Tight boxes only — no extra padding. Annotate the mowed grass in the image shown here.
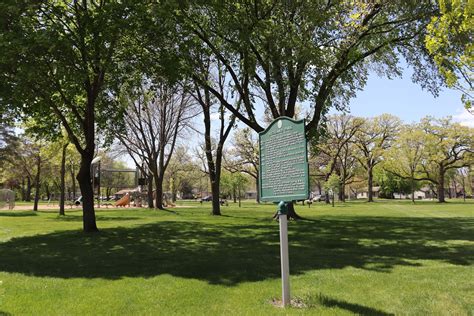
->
[0,200,473,315]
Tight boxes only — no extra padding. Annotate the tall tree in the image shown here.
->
[337,141,361,202]
[172,1,441,218]
[354,114,401,202]
[114,81,195,209]
[192,61,237,216]
[418,117,473,202]
[312,114,363,203]
[384,124,425,203]
[4,135,39,202]
[164,146,196,202]
[324,173,341,207]
[1,2,148,231]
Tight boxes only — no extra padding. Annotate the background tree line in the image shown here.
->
[311,114,473,204]
[0,1,471,231]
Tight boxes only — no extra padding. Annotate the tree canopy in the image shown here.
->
[173,1,442,136]
[426,0,473,111]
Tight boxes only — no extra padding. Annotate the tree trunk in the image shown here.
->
[147,173,154,208]
[233,186,237,203]
[70,165,76,201]
[411,177,415,204]
[21,178,25,201]
[33,154,41,211]
[59,143,68,216]
[153,172,164,209]
[287,202,303,220]
[438,165,446,203]
[238,186,241,207]
[272,202,304,220]
[209,145,223,216]
[255,175,260,203]
[26,176,31,202]
[325,193,330,204]
[77,153,98,232]
[210,175,221,215]
[452,179,457,198]
[461,177,466,202]
[367,166,374,202]
[339,183,345,202]
[45,184,50,201]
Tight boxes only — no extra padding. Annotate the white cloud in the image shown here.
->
[453,108,474,127]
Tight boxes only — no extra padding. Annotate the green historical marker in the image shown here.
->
[259,117,309,202]
[258,116,309,307]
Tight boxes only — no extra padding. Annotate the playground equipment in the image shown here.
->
[0,189,15,210]
[115,193,131,207]
[92,157,142,208]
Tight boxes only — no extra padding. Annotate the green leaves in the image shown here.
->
[425,0,473,110]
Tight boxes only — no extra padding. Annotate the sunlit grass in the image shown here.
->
[0,200,473,315]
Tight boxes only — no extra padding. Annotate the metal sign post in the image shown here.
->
[258,117,309,308]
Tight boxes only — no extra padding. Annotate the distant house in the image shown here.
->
[420,186,436,199]
[356,187,381,199]
[393,191,426,200]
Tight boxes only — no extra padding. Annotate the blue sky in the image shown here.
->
[341,67,472,126]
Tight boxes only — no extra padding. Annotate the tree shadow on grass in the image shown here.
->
[0,211,37,217]
[315,294,394,316]
[0,216,472,285]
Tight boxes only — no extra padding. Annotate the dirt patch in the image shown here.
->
[270,297,307,308]
[3,204,61,211]
[4,204,196,211]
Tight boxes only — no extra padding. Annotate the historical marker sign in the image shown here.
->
[259,117,309,202]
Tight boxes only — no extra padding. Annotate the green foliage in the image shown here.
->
[164,147,201,199]
[426,0,473,111]
[0,122,18,165]
[418,116,474,181]
[173,1,440,135]
[375,168,413,199]
[354,114,401,169]
[220,171,250,199]
[324,173,341,194]
[0,1,151,151]
[384,124,425,179]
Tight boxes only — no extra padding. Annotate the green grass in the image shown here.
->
[0,200,473,315]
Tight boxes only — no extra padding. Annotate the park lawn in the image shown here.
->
[0,200,473,315]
